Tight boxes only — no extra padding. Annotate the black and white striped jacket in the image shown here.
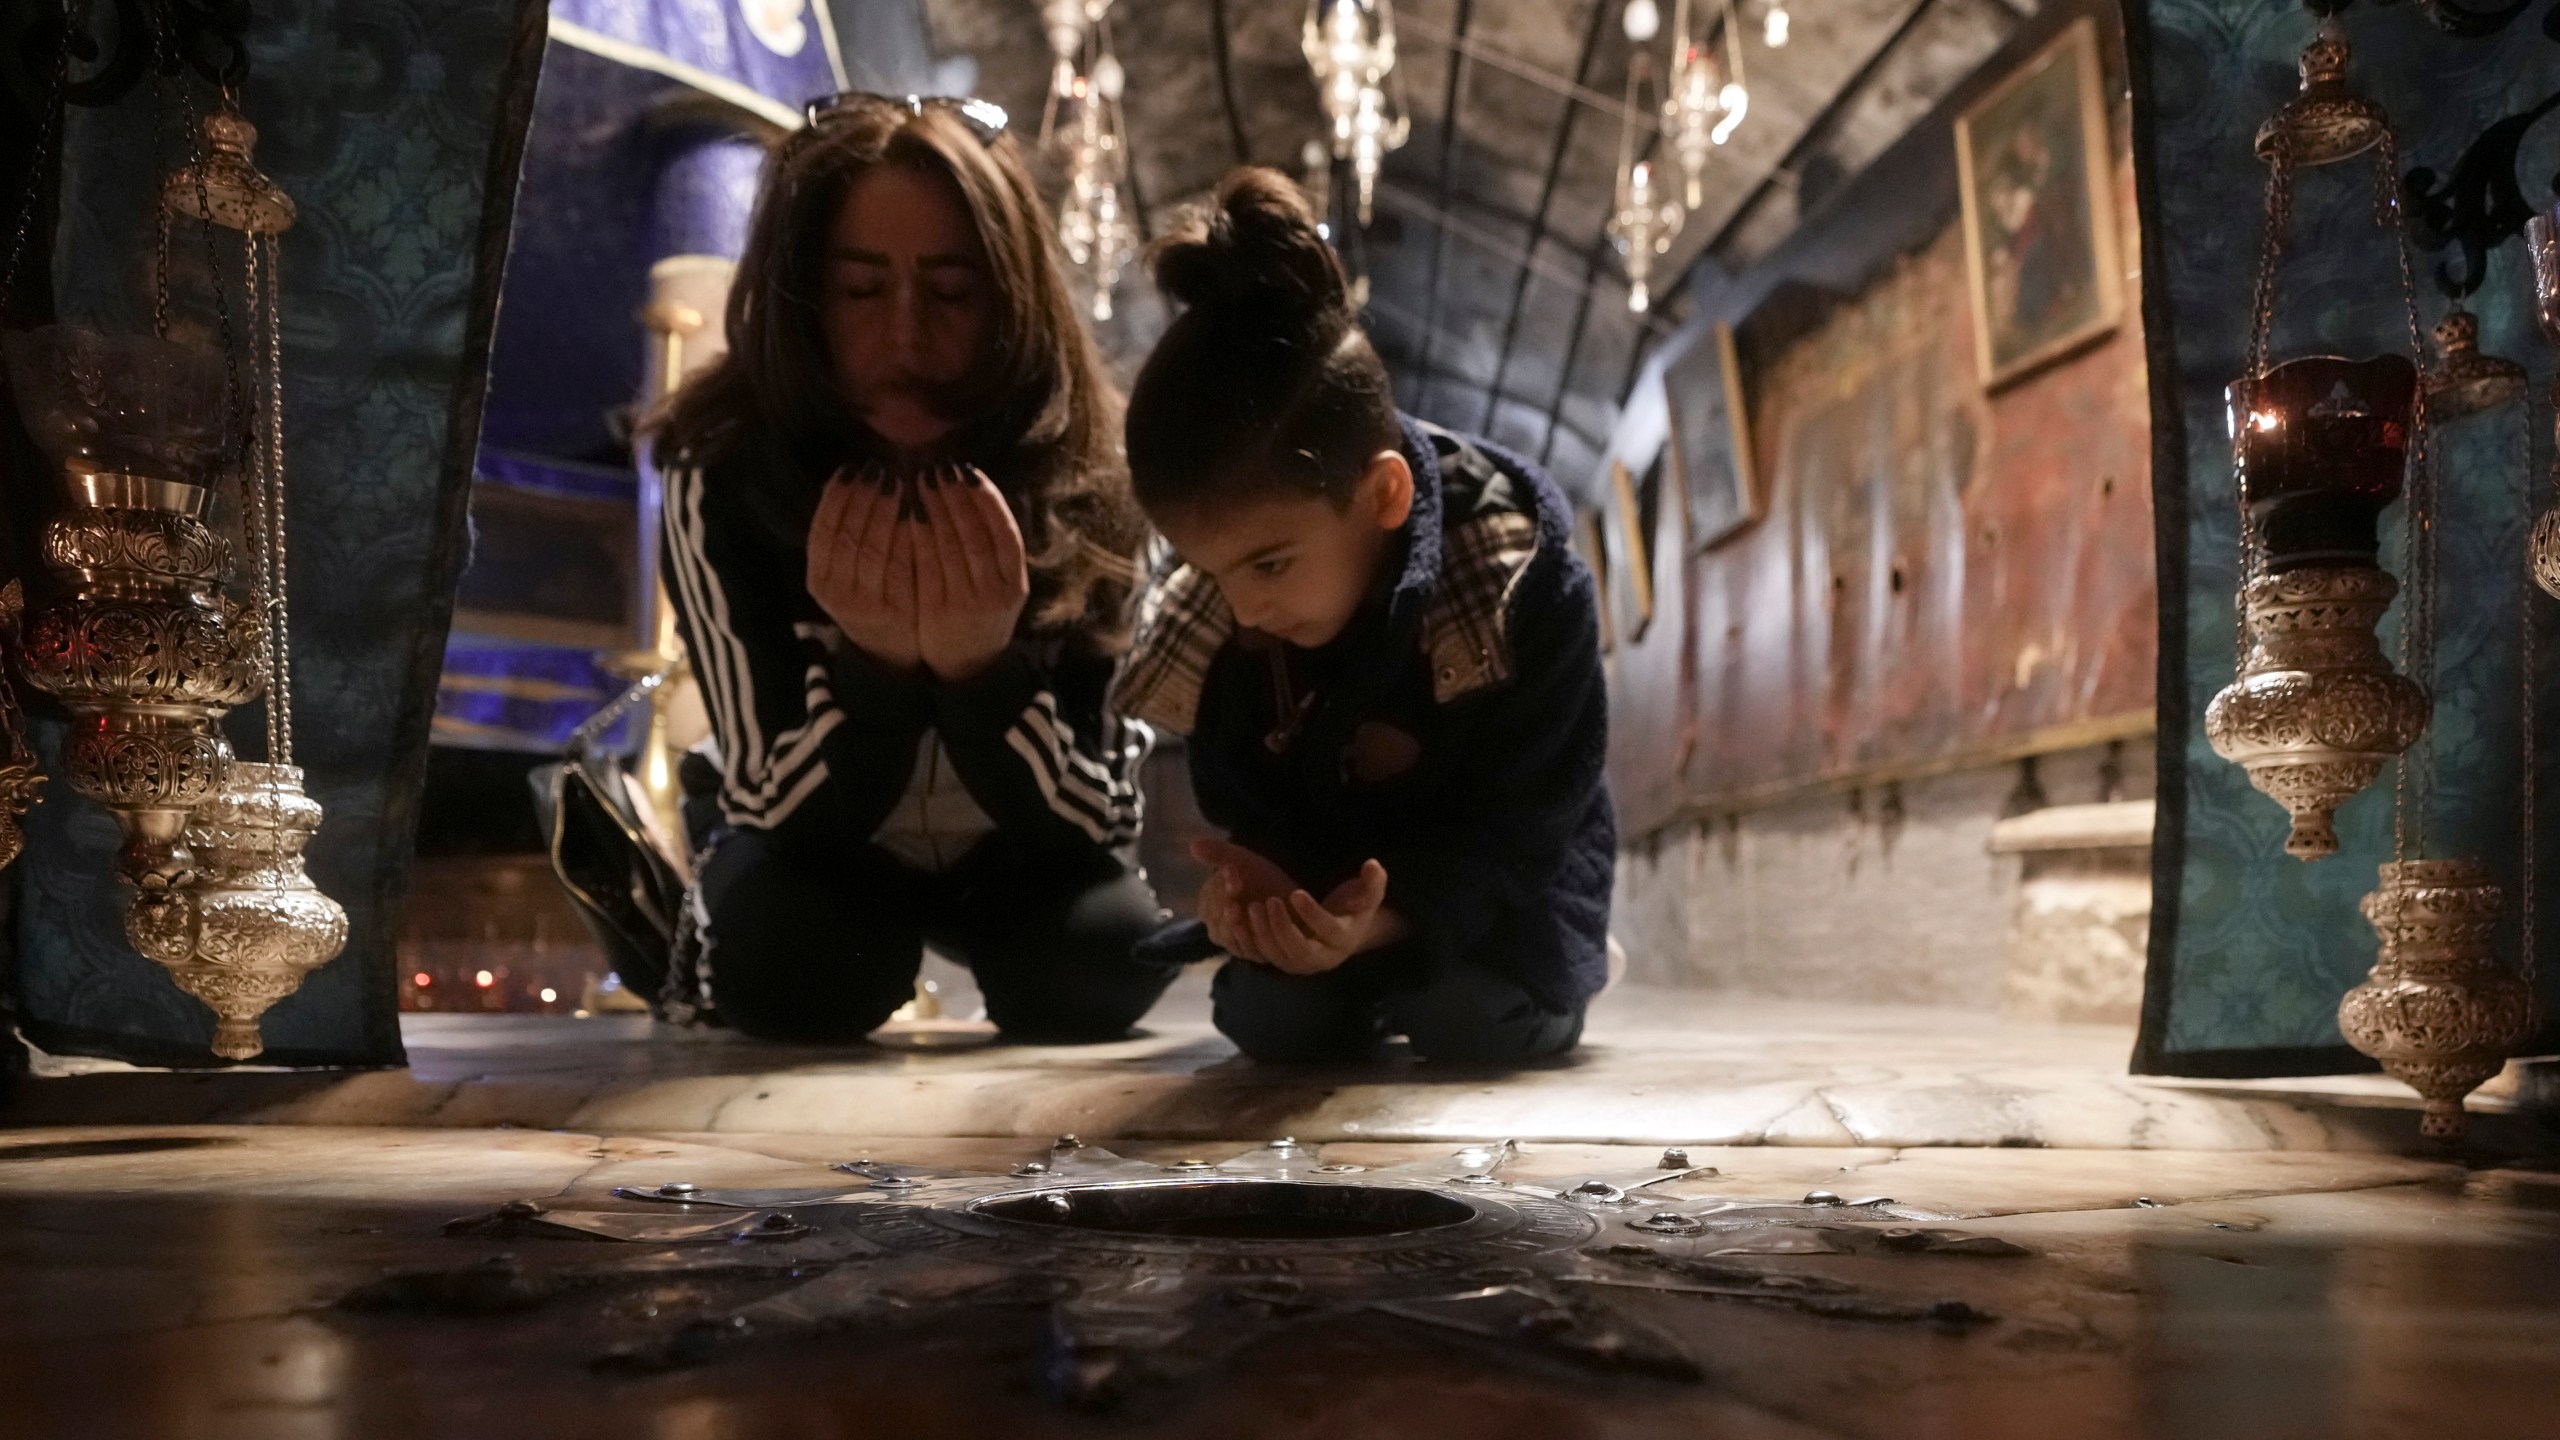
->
[659,456,1148,866]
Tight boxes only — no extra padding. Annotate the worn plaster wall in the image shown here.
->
[1616,741,2154,1012]
[1597,2,2159,1015]
[1598,0,2151,845]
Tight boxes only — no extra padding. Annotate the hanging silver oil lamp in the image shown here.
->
[2342,860,2534,1142]
[3,325,261,888]
[125,762,348,1060]
[2206,355,2429,859]
[2210,8,2437,862]
[135,100,348,1060]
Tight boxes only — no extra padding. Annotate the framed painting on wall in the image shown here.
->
[1605,456,1657,643]
[1574,509,1616,653]
[1663,321,1760,552]
[1953,16,2123,391]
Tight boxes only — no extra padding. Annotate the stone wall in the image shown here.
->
[1615,739,2154,1016]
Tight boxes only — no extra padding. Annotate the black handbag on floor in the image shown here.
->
[530,667,692,1014]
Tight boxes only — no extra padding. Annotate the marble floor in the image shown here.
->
[8,974,2545,1153]
[1,1123,2556,1438]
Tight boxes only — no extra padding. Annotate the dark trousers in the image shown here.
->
[1211,950,1586,1064]
[696,827,1176,1044]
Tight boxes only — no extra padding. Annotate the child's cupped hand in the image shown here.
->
[1191,839,1393,976]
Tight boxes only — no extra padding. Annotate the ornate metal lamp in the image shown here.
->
[0,580,40,872]
[1054,35,1136,322]
[2208,10,2431,861]
[2523,206,2560,598]
[1655,0,1751,212]
[2343,860,2534,1142]
[1610,160,1682,316]
[138,100,350,1060]
[126,762,348,1059]
[3,325,259,889]
[2207,357,2430,858]
[1304,0,1408,226]
[1607,11,1683,316]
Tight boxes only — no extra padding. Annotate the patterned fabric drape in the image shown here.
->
[10,0,547,1067]
[2132,0,2560,1074]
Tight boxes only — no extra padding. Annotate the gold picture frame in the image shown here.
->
[1574,509,1617,654]
[1663,320,1760,553]
[1954,17,2123,391]
[1606,457,1656,642]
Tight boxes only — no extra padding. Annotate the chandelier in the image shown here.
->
[1304,0,1410,225]
[1039,0,1108,143]
[1661,0,1749,210]
[1609,4,1683,314]
[1048,5,1137,321]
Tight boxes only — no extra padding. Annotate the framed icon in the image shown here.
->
[1954,17,2124,390]
[1663,320,1760,552]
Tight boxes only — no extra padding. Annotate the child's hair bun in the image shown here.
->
[1149,167,1349,330]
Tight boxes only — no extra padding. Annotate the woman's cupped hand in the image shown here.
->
[806,466,1029,682]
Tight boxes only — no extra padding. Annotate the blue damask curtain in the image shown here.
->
[8,0,548,1067]
[2132,0,2560,1073]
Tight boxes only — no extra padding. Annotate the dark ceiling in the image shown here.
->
[926,0,2036,496]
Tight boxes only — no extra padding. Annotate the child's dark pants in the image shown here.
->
[1210,950,1586,1063]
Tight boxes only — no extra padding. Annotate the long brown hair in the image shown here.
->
[650,98,1142,647]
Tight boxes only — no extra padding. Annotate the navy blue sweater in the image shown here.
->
[1123,418,1616,1011]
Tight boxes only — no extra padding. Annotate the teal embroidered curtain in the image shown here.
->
[2132,0,2560,1074]
[8,0,547,1067]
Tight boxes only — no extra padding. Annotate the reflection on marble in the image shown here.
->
[8,983,2549,1154]
[1,1126,2556,1438]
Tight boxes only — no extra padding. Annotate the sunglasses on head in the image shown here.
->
[801,92,1011,144]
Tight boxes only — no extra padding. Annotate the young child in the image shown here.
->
[1115,168,1615,1064]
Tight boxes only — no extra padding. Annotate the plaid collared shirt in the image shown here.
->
[1112,509,1540,736]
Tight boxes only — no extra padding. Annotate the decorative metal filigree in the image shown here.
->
[126,762,349,1060]
[1303,0,1408,226]
[2207,567,2431,859]
[2215,15,2438,865]
[2524,208,2560,599]
[8,464,257,886]
[2344,859,2535,1141]
[2424,305,2526,419]
[2254,20,2387,168]
[0,579,41,874]
[2403,89,2560,299]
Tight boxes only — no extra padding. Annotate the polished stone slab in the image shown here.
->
[0,1125,2553,1439]
[6,982,2548,1153]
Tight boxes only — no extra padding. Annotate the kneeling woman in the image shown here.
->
[1116,169,1616,1063]
[645,96,1173,1043]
